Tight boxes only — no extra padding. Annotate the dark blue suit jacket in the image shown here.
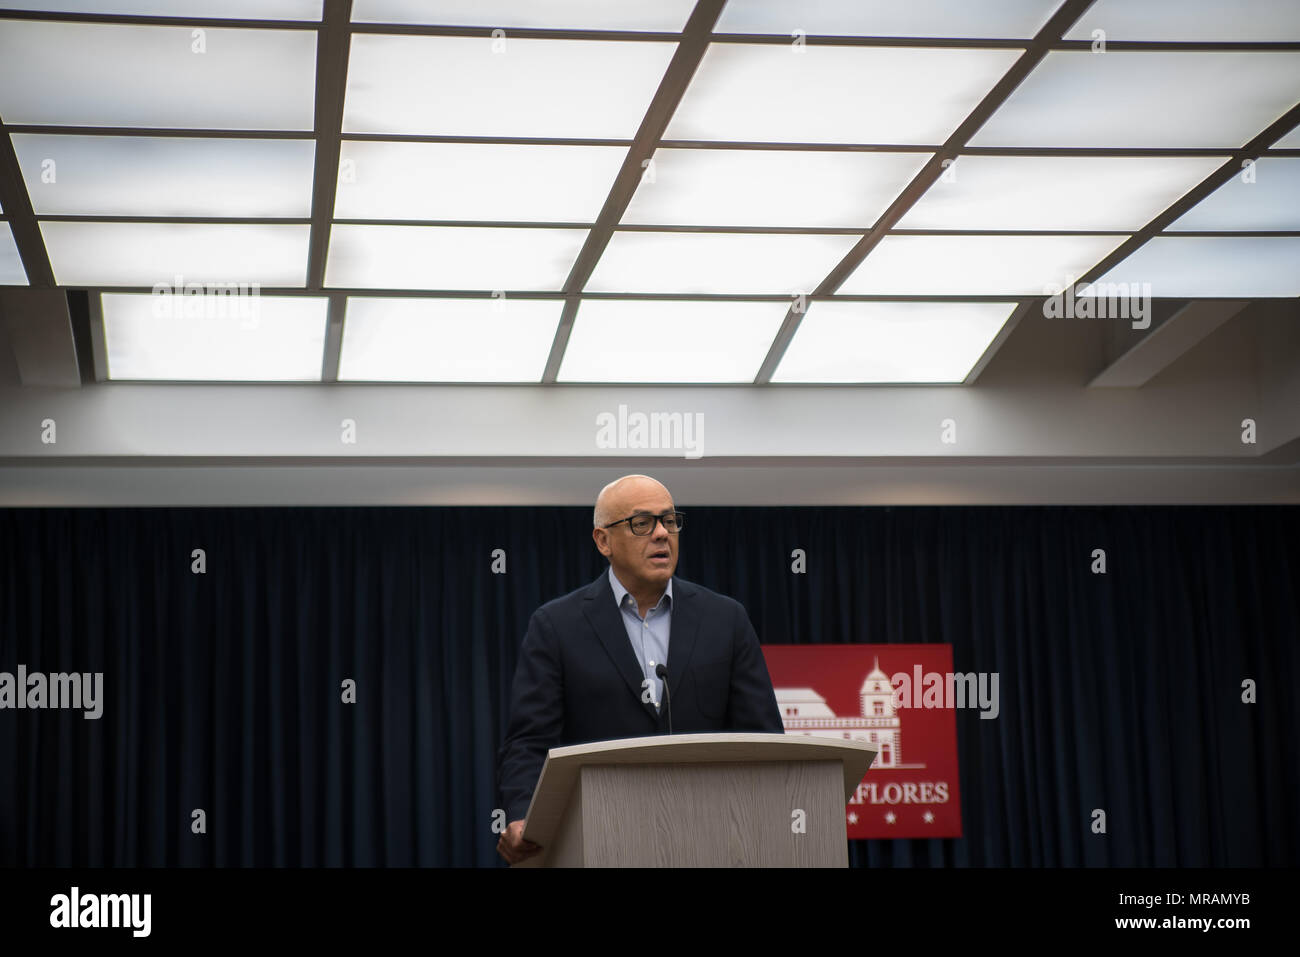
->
[496,570,784,821]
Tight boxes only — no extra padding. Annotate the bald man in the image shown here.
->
[495,474,783,864]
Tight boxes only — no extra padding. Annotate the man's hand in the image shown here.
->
[497,819,542,865]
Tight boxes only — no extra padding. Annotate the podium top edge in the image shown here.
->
[546,731,877,763]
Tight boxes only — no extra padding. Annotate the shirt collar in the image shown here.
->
[608,565,672,612]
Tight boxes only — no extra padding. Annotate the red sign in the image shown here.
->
[762,644,962,839]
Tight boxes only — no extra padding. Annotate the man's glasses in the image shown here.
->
[603,510,685,535]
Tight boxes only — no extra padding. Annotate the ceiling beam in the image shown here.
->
[753,0,1100,383]
[305,0,352,292]
[541,299,581,382]
[0,10,316,29]
[60,287,1284,304]
[1089,300,1250,388]
[86,289,107,381]
[20,214,1299,238]
[320,293,346,382]
[1,126,317,139]
[3,124,1295,159]
[65,290,96,385]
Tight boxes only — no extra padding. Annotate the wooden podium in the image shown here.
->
[516,732,876,867]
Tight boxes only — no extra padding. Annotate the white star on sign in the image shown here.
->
[885,811,896,824]
[923,811,935,823]
[847,812,858,825]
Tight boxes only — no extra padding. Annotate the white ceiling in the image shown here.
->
[0,0,1295,386]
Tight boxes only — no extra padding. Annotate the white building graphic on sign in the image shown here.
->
[774,657,918,769]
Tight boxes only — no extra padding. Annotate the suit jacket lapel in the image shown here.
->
[582,571,659,721]
[665,577,700,703]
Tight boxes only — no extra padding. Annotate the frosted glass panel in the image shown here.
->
[774,301,1018,383]
[559,299,789,382]
[0,20,316,129]
[1065,0,1300,41]
[718,0,1060,39]
[666,44,1021,144]
[1092,237,1300,297]
[12,135,315,217]
[41,222,311,286]
[339,296,563,381]
[1168,158,1300,230]
[102,293,328,381]
[840,234,1127,294]
[335,141,626,222]
[971,51,1300,148]
[343,34,675,138]
[325,224,587,290]
[622,148,931,227]
[585,231,859,294]
[899,155,1226,230]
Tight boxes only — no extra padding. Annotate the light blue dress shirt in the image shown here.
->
[607,565,672,709]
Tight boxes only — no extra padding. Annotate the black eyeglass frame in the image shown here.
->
[601,510,685,535]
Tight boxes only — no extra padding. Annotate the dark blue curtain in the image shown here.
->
[1,505,1296,867]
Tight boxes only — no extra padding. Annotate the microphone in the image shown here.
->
[654,663,673,735]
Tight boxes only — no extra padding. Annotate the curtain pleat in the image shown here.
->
[0,504,1296,867]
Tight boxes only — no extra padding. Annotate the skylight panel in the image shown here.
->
[334,141,626,223]
[621,148,931,228]
[1167,158,1300,231]
[40,222,311,286]
[584,231,859,294]
[839,235,1127,295]
[1090,237,1300,297]
[101,292,328,381]
[558,299,789,382]
[325,224,587,290]
[0,20,316,129]
[898,155,1226,230]
[12,135,315,217]
[773,301,1019,383]
[342,34,675,138]
[665,43,1022,144]
[970,51,1300,148]
[1064,0,1300,42]
[716,0,1061,39]
[339,296,563,382]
